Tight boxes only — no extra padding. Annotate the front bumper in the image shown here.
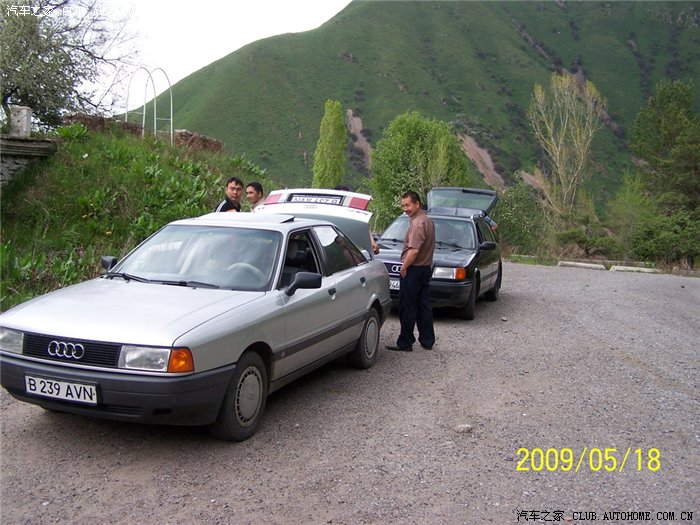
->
[388,278,474,309]
[0,354,235,426]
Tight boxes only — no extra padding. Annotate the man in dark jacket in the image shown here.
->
[214,177,244,212]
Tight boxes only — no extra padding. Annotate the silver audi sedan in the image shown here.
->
[0,209,391,441]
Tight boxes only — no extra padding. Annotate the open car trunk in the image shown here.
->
[254,188,375,255]
[427,187,498,216]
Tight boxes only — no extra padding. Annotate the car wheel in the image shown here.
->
[459,278,477,321]
[209,351,268,441]
[484,264,502,302]
[347,308,380,369]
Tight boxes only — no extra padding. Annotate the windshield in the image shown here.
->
[114,225,282,291]
[380,216,476,250]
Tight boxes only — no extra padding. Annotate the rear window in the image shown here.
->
[428,188,497,214]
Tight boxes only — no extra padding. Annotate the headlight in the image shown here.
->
[119,346,193,373]
[432,267,468,280]
[0,327,24,354]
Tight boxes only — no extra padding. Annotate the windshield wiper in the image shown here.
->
[435,240,462,249]
[153,279,220,289]
[380,237,403,243]
[104,272,150,283]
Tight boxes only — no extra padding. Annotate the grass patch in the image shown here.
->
[0,123,272,311]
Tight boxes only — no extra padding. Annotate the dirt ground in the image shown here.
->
[1,262,698,524]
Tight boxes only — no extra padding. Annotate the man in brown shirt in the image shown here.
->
[386,191,436,351]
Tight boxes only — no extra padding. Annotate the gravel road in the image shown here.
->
[1,262,698,524]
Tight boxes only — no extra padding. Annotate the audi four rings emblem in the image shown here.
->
[47,341,85,359]
[390,264,402,273]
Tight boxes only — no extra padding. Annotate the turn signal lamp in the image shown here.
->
[168,348,194,373]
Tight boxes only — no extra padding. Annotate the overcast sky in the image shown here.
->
[119,0,352,110]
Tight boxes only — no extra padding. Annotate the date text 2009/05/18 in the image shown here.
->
[516,447,661,472]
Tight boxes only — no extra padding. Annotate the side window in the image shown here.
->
[313,225,364,275]
[476,220,494,243]
[279,230,319,288]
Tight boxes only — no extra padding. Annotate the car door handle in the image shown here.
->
[328,288,337,296]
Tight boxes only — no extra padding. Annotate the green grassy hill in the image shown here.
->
[139,1,699,199]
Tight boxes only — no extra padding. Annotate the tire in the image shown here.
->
[209,351,268,441]
[347,308,380,369]
[484,264,502,302]
[459,278,477,321]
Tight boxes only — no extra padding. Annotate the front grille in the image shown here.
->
[23,333,121,368]
[383,261,401,276]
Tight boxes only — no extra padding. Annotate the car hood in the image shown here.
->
[375,245,476,273]
[0,278,262,346]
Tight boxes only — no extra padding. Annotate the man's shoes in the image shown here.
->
[420,343,433,350]
[386,344,413,352]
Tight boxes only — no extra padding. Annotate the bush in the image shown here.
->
[1,125,270,311]
[631,209,700,266]
[492,181,546,255]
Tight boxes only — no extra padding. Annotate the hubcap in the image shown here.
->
[364,317,379,358]
[235,366,262,425]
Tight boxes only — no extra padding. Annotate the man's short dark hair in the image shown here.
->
[334,185,351,191]
[402,191,422,205]
[246,181,264,194]
[226,176,244,187]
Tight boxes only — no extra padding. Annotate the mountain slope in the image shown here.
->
[145,1,700,197]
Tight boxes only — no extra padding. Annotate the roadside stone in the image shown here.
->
[609,265,662,274]
[557,261,606,270]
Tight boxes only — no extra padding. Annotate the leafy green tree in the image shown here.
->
[606,171,657,260]
[629,79,700,212]
[370,111,478,228]
[492,179,546,255]
[527,72,607,224]
[0,0,133,127]
[312,99,347,189]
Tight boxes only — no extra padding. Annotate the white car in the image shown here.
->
[0,202,391,441]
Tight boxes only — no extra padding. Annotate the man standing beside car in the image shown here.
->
[387,191,436,352]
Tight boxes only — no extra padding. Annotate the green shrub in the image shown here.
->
[0,126,270,311]
[631,209,700,266]
[492,181,546,255]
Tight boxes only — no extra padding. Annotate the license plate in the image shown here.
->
[25,375,98,406]
[389,278,400,291]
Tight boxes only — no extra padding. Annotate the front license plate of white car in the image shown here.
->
[25,375,98,406]
[389,278,400,290]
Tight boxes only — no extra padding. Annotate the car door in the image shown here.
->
[312,225,369,348]
[274,229,340,379]
[475,218,499,289]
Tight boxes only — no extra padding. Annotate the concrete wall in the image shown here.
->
[0,137,57,186]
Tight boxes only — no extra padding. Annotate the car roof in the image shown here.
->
[169,212,331,233]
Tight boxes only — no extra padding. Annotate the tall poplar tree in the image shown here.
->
[527,72,607,224]
[312,99,347,189]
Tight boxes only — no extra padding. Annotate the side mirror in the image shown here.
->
[479,241,497,251]
[101,256,118,271]
[284,271,322,296]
